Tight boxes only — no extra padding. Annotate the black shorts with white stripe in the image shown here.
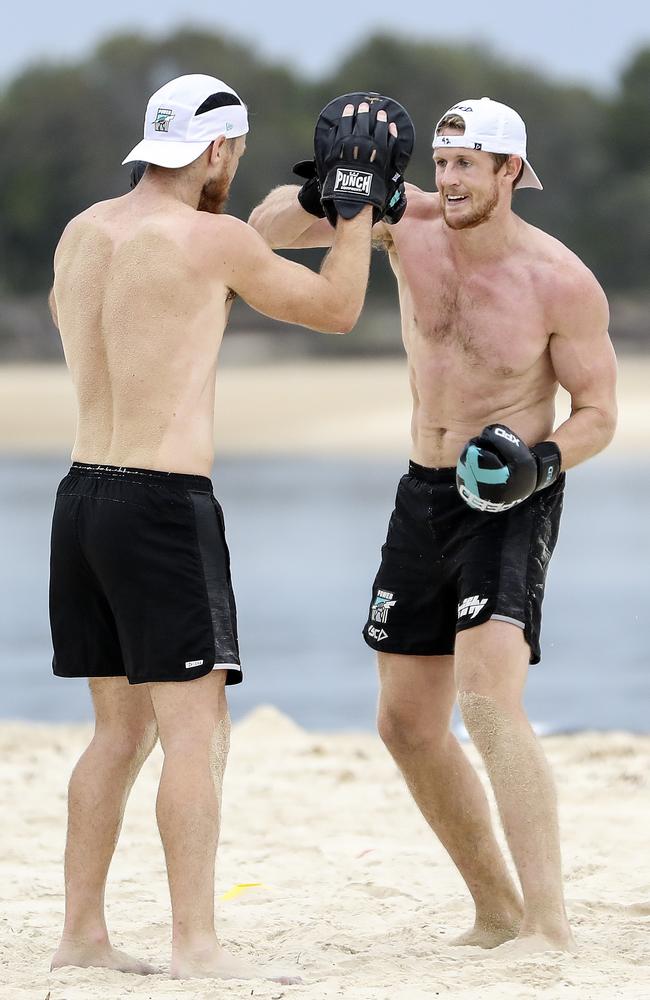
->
[50,462,241,685]
[362,462,564,665]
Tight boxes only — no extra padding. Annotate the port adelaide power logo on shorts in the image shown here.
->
[152,107,175,132]
[371,590,396,624]
[368,590,396,642]
[334,168,373,197]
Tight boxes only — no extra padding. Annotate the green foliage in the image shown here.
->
[0,28,647,297]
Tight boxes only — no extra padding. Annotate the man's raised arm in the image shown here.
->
[221,101,402,332]
[248,184,334,250]
[222,208,371,333]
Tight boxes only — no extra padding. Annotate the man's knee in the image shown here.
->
[377,699,448,756]
[93,718,158,765]
[455,621,529,706]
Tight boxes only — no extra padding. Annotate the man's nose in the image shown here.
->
[441,164,459,186]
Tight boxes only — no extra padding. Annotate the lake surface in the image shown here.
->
[0,455,648,732]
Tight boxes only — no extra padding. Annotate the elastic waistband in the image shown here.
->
[69,462,212,493]
[408,460,456,484]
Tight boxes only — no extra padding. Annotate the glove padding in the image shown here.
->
[456,424,562,514]
[293,159,326,218]
[314,92,415,226]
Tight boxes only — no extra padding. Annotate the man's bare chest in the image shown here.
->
[393,241,549,376]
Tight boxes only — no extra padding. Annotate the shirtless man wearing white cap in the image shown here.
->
[48,74,401,982]
[250,97,617,953]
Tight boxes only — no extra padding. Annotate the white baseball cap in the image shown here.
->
[122,73,249,169]
[432,97,542,191]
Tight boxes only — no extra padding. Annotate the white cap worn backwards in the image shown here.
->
[432,97,543,191]
[122,74,249,169]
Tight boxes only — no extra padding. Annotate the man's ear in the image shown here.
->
[504,155,523,182]
[208,136,227,166]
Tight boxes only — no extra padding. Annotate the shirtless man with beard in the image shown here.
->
[249,97,617,954]
[47,74,400,983]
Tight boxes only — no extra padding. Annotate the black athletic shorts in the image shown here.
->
[363,462,565,664]
[50,462,241,685]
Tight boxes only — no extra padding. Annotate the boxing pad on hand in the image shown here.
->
[314,92,415,226]
[292,159,326,218]
[384,177,407,225]
[456,424,562,514]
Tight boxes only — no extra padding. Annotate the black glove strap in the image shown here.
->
[531,441,562,492]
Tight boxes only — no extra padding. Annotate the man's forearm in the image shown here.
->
[248,185,316,248]
[316,207,373,332]
[549,403,617,470]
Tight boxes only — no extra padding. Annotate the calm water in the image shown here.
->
[0,455,648,732]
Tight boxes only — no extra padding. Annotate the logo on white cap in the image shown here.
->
[122,74,249,170]
[153,108,175,133]
[432,97,543,191]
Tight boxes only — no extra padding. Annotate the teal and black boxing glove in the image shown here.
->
[456,424,562,513]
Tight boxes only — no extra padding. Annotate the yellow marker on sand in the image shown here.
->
[220,882,266,901]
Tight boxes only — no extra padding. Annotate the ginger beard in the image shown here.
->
[440,175,500,230]
[198,173,231,214]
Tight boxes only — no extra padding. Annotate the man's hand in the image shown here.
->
[456,424,562,513]
[384,179,407,225]
[293,159,326,218]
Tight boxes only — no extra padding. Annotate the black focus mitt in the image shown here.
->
[314,92,415,226]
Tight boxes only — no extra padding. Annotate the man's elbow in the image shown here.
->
[248,205,264,233]
[247,205,265,234]
[48,288,59,329]
[601,405,618,448]
[586,402,617,453]
[327,303,362,335]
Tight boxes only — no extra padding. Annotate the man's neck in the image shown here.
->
[444,208,521,265]
[134,170,204,210]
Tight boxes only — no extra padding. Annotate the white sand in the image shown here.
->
[2,707,649,1000]
[0,355,647,455]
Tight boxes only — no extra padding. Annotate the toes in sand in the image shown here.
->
[171,945,302,984]
[50,944,158,975]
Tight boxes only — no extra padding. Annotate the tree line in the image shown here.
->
[0,28,648,304]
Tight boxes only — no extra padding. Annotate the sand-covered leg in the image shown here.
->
[51,677,158,973]
[457,621,575,952]
[378,652,523,946]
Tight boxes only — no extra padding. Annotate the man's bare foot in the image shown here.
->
[488,929,577,957]
[171,943,301,984]
[51,941,157,974]
[450,918,520,949]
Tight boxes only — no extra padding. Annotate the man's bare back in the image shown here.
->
[53,199,234,475]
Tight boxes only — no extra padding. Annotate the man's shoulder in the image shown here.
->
[189,213,262,259]
[403,184,441,222]
[377,186,440,252]
[54,200,118,262]
[523,222,606,301]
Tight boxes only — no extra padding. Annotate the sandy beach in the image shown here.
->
[0,354,648,456]
[1,707,648,1000]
